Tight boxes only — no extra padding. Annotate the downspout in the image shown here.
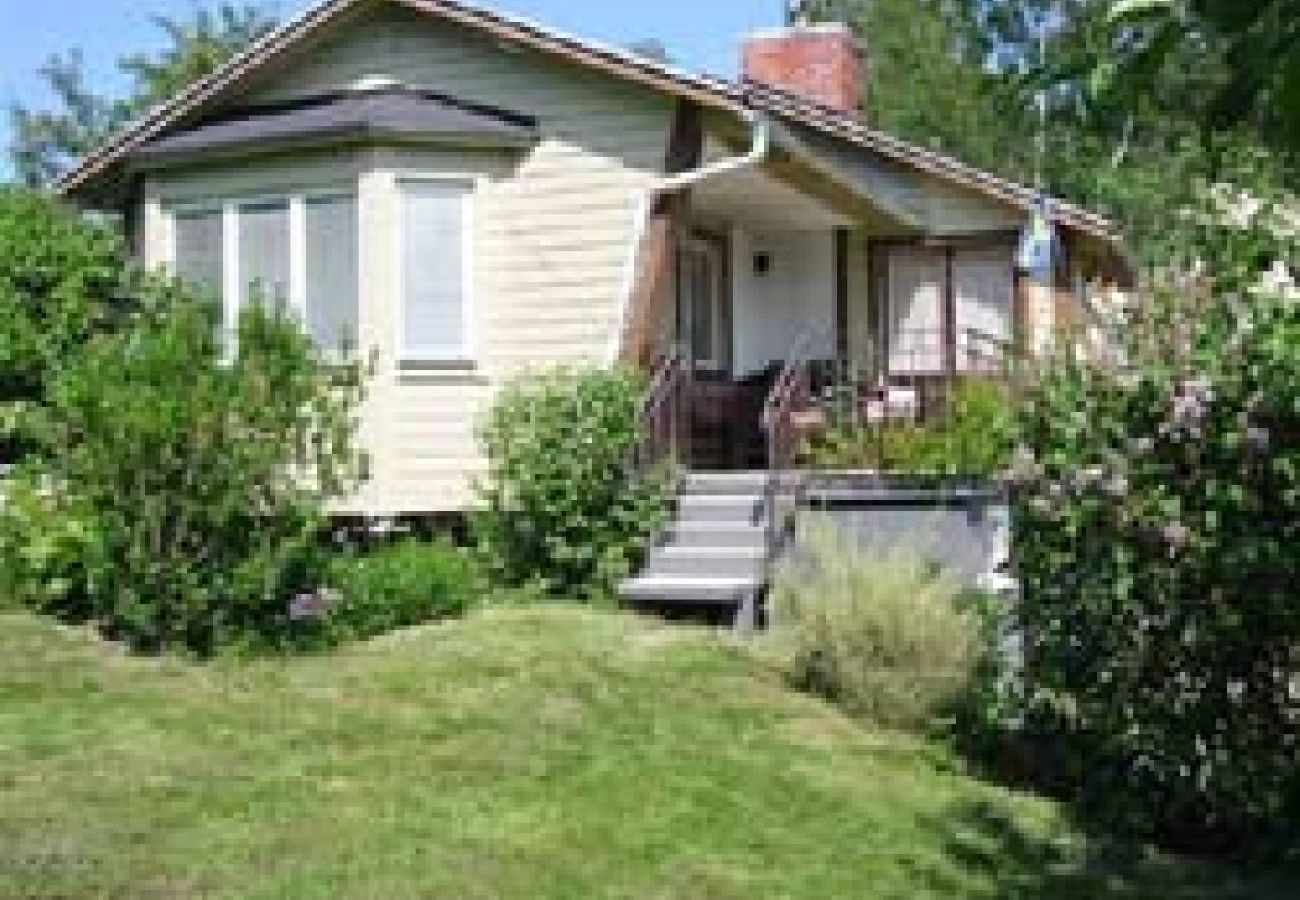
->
[607,109,772,363]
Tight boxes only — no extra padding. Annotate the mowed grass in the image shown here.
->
[0,606,1291,899]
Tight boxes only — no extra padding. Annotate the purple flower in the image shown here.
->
[1160,522,1191,557]
[289,588,340,622]
[1245,426,1271,452]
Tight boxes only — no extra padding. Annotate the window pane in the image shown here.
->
[174,209,223,297]
[953,248,1014,372]
[305,195,358,353]
[888,248,944,373]
[401,181,468,358]
[238,200,290,312]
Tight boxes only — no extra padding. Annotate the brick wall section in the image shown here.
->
[741,24,862,115]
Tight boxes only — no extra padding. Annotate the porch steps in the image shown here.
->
[620,471,770,629]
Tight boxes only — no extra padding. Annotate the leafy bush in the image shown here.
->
[1010,184,1300,855]
[474,366,670,600]
[0,188,149,461]
[0,296,366,654]
[807,378,1016,476]
[765,523,982,731]
[323,538,481,643]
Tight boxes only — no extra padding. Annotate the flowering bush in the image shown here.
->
[1010,182,1299,855]
[0,296,366,654]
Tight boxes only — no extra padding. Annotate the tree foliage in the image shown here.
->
[9,3,276,186]
[0,188,149,460]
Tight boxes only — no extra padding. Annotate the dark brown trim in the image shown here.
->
[867,231,1021,251]
[941,247,957,376]
[834,229,850,361]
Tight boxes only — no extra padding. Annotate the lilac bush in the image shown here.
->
[1011,182,1299,855]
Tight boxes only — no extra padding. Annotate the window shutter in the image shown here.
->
[401,181,469,359]
[305,195,359,354]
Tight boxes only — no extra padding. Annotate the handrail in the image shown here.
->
[759,322,832,575]
[632,347,688,476]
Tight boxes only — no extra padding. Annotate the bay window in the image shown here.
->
[170,191,358,354]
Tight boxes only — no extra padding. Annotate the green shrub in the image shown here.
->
[324,539,481,643]
[0,296,366,654]
[0,188,150,462]
[764,523,982,731]
[474,365,671,600]
[807,378,1016,476]
[1010,184,1300,854]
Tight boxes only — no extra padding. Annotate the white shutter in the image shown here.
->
[953,248,1014,371]
[401,181,470,360]
[887,248,944,373]
[304,195,359,354]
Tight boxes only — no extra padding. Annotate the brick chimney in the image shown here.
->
[741,23,863,115]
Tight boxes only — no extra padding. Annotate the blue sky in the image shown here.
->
[0,0,789,178]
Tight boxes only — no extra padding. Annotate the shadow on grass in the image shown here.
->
[909,799,1298,900]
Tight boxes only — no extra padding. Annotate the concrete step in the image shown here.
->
[680,471,771,495]
[676,493,766,525]
[620,574,762,608]
[641,545,767,579]
[664,522,768,549]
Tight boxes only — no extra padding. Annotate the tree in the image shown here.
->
[1102,0,1300,156]
[9,3,276,187]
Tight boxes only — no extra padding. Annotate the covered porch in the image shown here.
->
[635,135,1027,471]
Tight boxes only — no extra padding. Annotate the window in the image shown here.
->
[173,209,224,296]
[237,200,290,312]
[169,192,358,353]
[400,180,472,361]
[305,195,359,354]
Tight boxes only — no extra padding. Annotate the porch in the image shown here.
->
[640,157,1024,471]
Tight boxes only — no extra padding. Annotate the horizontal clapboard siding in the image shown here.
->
[143,3,675,513]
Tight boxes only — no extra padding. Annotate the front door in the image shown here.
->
[678,238,726,372]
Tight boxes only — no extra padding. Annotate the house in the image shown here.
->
[60,0,1126,521]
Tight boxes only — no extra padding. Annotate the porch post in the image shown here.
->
[834,228,850,363]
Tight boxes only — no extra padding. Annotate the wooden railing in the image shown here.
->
[759,325,829,571]
[632,348,690,476]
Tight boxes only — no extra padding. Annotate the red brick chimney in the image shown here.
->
[741,23,863,115]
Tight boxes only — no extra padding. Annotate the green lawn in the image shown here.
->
[0,605,1290,899]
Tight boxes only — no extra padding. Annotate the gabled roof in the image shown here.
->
[58,0,1118,245]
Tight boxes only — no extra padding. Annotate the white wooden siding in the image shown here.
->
[142,4,674,513]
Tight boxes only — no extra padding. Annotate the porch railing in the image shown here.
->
[759,324,829,573]
[632,348,690,476]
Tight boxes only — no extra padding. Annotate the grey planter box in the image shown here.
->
[796,472,1012,591]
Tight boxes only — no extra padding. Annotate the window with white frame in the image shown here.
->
[170,191,358,354]
[399,179,473,361]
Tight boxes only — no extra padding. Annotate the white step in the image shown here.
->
[642,545,767,578]
[665,522,768,549]
[676,493,765,524]
[620,574,763,607]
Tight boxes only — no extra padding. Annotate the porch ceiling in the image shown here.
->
[689,164,854,233]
